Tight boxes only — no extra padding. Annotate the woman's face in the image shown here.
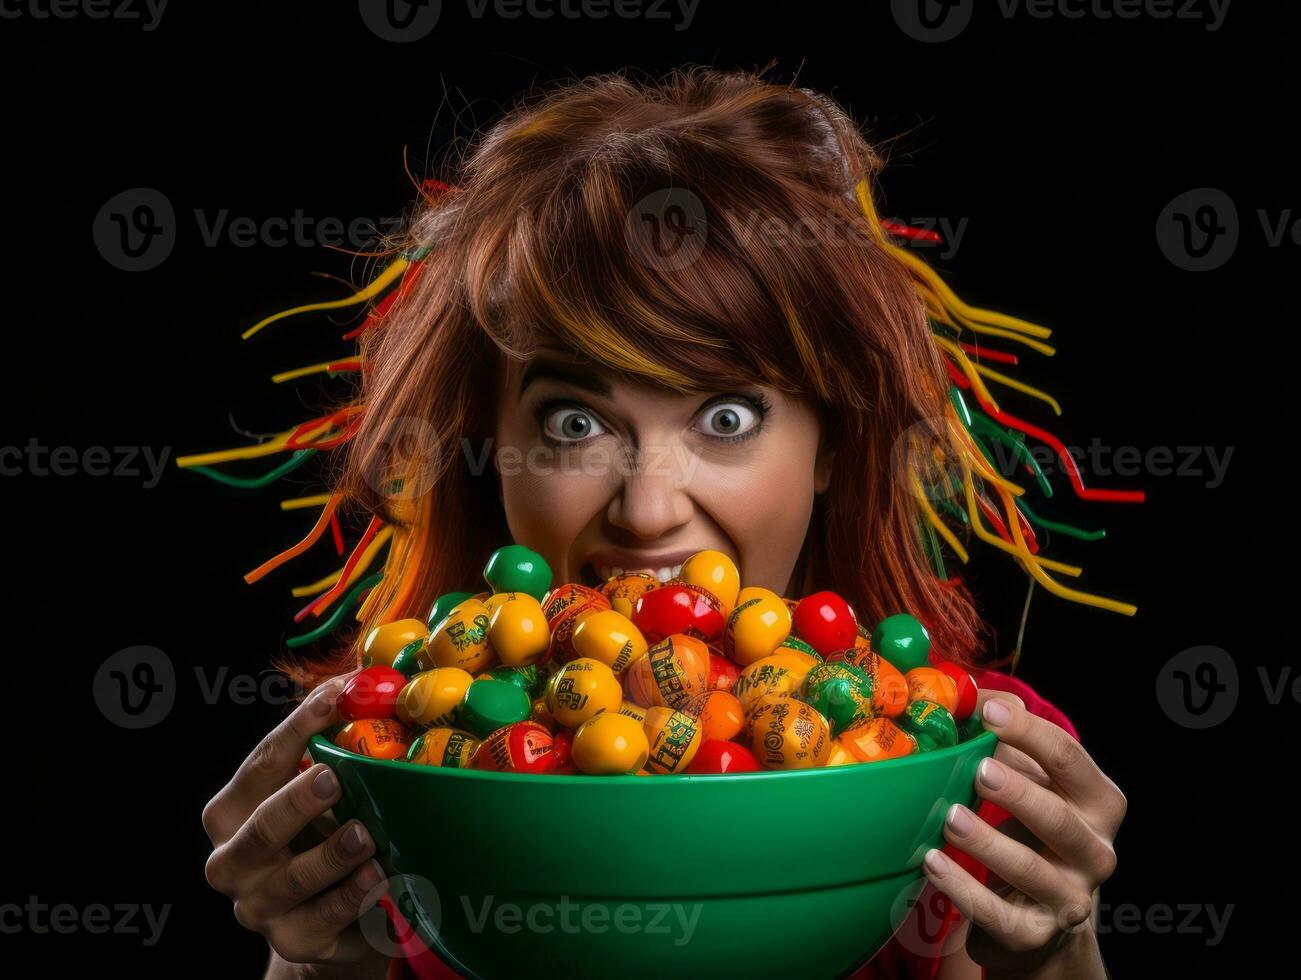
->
[493,350,834,596]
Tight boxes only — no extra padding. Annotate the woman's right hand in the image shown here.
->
[202,670,391,975]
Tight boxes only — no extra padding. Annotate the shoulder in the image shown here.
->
[966,667,1080,741]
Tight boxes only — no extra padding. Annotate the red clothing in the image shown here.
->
[386,670,1077,980]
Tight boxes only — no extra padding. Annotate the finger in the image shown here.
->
[214,764,345,883]
[228,672,357,818]
[943,803,1095,932]
[245,819,376,921]
[977,693,1126,834]
[993,742,1051,788]
[920,847,1060,955]
[281,859,388,951]
[975,757,1117,889]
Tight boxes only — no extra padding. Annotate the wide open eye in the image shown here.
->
[694,400,761,440]
[541,405,607,443]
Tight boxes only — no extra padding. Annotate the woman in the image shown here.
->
[198,67,1127,978]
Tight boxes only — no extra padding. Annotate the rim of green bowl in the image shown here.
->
[308,727,997,785]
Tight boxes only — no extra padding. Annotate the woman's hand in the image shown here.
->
[202,670,391,977]
[923,690,1125,978]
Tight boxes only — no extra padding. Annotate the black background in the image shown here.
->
[2,0,1284,975]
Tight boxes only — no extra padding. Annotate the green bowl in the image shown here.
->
[307,728,997,978]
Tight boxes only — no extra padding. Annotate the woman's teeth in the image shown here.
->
[598,563,682,583]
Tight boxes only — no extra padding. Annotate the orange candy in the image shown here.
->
[333,718,413,760]
[827,647,908,718]
[622,634,710,710]
[747,698,831,770]
[839,716,917,763]
[905,666,959,716]
[679,690,744,742]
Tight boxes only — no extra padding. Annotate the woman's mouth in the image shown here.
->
[579,561,683,587]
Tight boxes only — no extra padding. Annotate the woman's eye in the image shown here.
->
[542,406,606,442]
[695,401,760,439]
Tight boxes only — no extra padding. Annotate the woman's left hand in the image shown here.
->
[923,689,1126,977]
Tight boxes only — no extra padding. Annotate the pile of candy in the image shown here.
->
[332,545,983,775]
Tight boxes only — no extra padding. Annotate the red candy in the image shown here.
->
[708,653,739,693]
[933,660,978,720]
[551,727,576,773]
[685,739,761,774]
[471,721,558,773]
[633,584,726,645]
[791,591,857,656]
[339,666,406,721]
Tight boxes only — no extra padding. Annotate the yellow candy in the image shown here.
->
[544,657,623,728]
[362,618,430,669]
[679,550,740,614]
[732,653,814,713]
[483,591,521,618]
[642,706,702,774]
[396,667,474,729]
[571,609,648,674]
[599,572,658,620]
[407,727,479,768]
[488,595,551,667]
[617,700,647,723]
[572,712,650,774]
[723,587,792,667]
[427,599,495,673]
[748,698,831,770]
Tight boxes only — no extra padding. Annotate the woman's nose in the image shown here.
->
[605,447,694,541]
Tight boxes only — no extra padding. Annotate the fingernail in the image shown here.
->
[313,767,339,799]
[924,848,951,876]
[357,860,384,891]
[946,803,974,836]
[982,700,1011,728]
[343,822,369,855]
[978,758,1006,791]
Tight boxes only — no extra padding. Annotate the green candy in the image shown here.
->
[459,678,532,738]
[483,545,552,602]
[483,663,546,699]
[957,710,986,744]
[898,699,957,753]
[427,590,476,631]
[871,614,931,673]
[391,639,430,677]
[801,662,873,735]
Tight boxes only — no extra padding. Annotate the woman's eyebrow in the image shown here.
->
[518,359,614,398]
